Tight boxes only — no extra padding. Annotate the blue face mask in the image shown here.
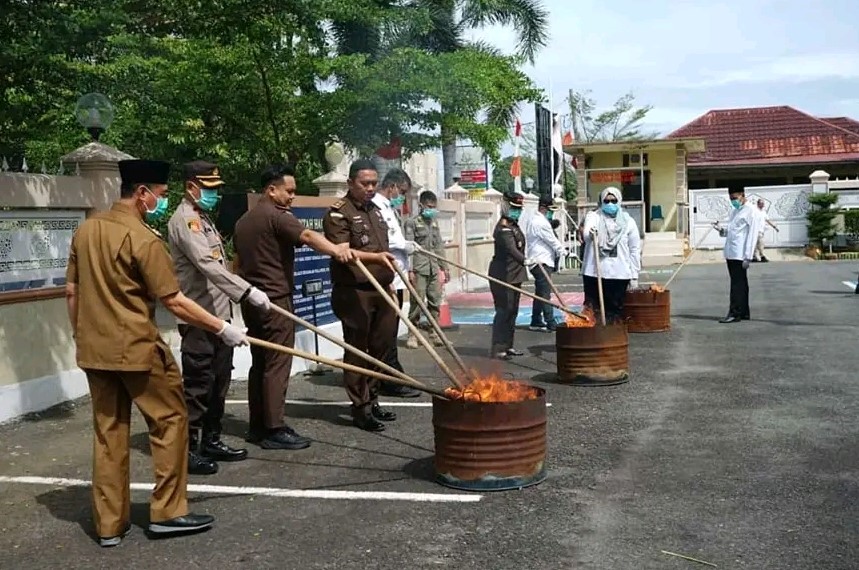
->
[507,208,522,221]
[390,195,405,208]
[421,207,437,219]
[601,203,619,217]
[546,210,554,221]
[731,199,742,209]
[143,188,169,223]
[198,188,221,212]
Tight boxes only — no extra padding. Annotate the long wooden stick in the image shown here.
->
[414,245,586,318]
[534,263,587,321]
[245,336,449,399]
[662,225,715,290]
[390,262,475,381]
[591,236,607,326]
[353,259,464,390]
[268,304,424,387]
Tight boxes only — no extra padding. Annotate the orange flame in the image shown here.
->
[444,375,539,403]
[564,306,596,328]
[650,285,665,293]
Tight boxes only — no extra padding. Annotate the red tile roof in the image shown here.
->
[666,106,859,167]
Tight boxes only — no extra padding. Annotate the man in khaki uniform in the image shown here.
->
[65,159,247,547]
[404,190,448,349]
[168,161,271,476]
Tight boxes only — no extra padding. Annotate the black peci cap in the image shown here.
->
[118,159,170,185]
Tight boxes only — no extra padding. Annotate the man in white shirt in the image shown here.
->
[714,189,763,323]
[371,168,420,398]
[526,195,566,331]
[753,198,779,262]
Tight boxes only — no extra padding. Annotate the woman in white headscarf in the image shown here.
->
[581,187,642,323]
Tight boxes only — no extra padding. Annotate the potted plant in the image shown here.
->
[805,193,839,259]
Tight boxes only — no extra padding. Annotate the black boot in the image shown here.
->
[188,431,218,475]
[378,382,421,398]
[352,405,385,432]
[371,403,397,422]
[202,433,248,462]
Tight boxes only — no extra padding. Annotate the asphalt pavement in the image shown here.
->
[1,260,858,569]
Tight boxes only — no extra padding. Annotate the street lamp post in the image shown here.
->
[74,93,115,141]
[525,177,535,193]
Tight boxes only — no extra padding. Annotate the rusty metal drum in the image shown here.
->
[624,288,671,333]
[555,323,629,385]
[432,386,547,491]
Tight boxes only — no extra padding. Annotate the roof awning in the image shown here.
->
[563,137,706,155]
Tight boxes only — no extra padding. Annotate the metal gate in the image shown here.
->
[689,184,812,249]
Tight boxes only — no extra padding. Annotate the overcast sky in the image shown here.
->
[478,0,859,138]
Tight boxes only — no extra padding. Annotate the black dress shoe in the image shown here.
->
[506,348,525,356]
[379,383,422,398]
[259,427,311,450]
[188,451,218,475]
[740,314,751,321]
[718,315,741,323]
[492,351,513,361]
[353,415,386,432]
[148,514,214,536]
[202,437,248,462]
[98,523,132,548]
[371,403,397,422]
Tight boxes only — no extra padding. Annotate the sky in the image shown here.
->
[472,0,859,154]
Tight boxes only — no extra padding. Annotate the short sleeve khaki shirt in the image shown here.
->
[66,202,180,371]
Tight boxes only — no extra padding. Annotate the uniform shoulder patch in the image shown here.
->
[186,218,202,233]
[328,212,345,219]
[331,200,345,210]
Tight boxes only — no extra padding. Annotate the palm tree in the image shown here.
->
[331,0,549,187]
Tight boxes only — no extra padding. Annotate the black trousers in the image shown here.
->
[530,264,555,326]
[582,275,629,324]
[726,259,750,318]
[490,280,521,353]
[382,289,405,379]
[178,323,234,437]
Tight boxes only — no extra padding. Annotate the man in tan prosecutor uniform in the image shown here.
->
[65,159,247,547]
[168,161,271,476]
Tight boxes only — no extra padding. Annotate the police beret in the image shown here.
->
[503,191,525,207]
[119,159,170,185]
[184,160,225,188]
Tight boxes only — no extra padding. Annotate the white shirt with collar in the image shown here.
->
[525,212,565,268]
[723,201,763,261]
[372,192,409,290]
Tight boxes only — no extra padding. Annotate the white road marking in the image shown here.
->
[842,281,857,291]
[225,400,552,407]
[0,476,482,503]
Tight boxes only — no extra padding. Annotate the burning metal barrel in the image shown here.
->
[555,315,629,384]
[433,381,547,491]
[624,287,671,333]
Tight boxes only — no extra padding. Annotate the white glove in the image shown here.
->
[217,322,248,347]
[524,257,536,267]
[629,279,639,290]
[246,286,271,311]
[404,240,417,254]
[742,259,750,269]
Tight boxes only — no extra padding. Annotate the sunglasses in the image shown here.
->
[602,198,618,204]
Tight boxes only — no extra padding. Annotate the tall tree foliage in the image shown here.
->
[567,90,658,143]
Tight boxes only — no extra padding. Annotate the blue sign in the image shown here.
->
[291,207,337,331]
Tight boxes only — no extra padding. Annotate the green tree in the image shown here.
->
[806,193,840,247]
[567,90,658,143]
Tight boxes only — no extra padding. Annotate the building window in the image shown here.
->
[622,153,648,167]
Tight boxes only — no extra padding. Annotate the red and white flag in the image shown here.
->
[510,118,522,192]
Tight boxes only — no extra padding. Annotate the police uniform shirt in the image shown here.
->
[488,217,527,283]
[404,214,448,276]
[322,193,394,287]
[66,202,181,371]
[168,199,250,321]
[233,196,307,299]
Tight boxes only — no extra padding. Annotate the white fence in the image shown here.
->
[690,185,813,249]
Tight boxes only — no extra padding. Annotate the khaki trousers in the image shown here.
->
[407,271,442,325]
[755,233,766,259]
[85,344,189,538]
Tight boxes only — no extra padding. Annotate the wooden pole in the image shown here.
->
[662,225,715,290]
[245,336,449,399]
[353,259,464,390]
[591,236,607,326]
[267,304,425,388]
[390,262,475,380]
[535,263,587,320]
[414,246,586,318]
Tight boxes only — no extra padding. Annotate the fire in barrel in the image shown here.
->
[623,284,671,333]
[555,307,630,384]
[433,377,547,491]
